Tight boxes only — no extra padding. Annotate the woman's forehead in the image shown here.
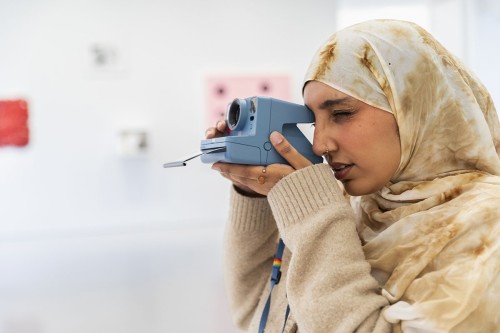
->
[304,81,351,99]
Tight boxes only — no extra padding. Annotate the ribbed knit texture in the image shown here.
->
[268,164,346,227]
[225,164,392,333]
[228,186,275,232]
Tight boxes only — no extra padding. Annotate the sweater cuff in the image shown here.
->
[228,185,275,232]
[267,164,348,227]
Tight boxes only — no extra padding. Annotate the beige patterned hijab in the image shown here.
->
[304,20,500,332]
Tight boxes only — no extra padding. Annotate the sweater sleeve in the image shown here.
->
[223,186,279,330]
[267,164,392,333]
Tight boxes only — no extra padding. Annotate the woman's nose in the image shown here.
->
[312,128,337,157]
[312,140,325,157]
[312,131,328,157]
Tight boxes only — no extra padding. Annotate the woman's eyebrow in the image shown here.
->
[319,97,354,109]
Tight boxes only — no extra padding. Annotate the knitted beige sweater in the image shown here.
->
[224,164,393,333]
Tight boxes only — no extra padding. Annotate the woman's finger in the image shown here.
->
[213,163,261,184]
[205,120,227,139]
[212,163,294,196]
[205,127,217,139]
[216,120,226,132]
[270,131,313,170]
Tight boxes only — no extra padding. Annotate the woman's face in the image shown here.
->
[304,81,401,196]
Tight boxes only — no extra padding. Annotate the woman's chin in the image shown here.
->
[343,180,382,197]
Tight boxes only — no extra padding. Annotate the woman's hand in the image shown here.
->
[205,120,260,196]
[208,124,313,196]
[205,119,228,139]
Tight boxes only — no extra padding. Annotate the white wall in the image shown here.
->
[467,0,500,105]
[0,0,337,332]
[0,0,336,235]
[0,0,499,332]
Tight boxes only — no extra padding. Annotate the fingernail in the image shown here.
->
[270,131,283,145]
[211,164,221,171]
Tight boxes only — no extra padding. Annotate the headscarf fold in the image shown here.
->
[304,19,500,332]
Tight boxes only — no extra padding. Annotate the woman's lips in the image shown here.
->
[330,164,353,180]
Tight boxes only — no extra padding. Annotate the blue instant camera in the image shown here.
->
[200,97,323,165]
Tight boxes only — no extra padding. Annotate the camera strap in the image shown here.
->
[258,238,290,333]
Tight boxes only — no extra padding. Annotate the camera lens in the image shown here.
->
[227,99,247,131]
[227,101,240,128]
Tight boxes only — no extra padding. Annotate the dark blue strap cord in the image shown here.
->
[280,304,290,333]
[258,239,286,333]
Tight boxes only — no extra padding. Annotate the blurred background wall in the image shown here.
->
[0,0,498,332]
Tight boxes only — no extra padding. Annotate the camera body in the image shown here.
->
[200,97,323,165]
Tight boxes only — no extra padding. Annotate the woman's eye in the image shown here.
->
[331,109,354,121]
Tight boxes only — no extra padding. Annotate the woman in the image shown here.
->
[207,20,500,332]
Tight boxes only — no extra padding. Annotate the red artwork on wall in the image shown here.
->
[0,99,29,147]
